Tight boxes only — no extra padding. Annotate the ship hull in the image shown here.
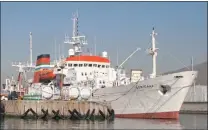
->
[115,111,179,119]
[91,71,198,119]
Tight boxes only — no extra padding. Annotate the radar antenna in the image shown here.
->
[64,10,88,56]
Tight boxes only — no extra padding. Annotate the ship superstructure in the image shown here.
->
[52,11,136,90]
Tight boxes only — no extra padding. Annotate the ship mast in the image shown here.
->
[148,27,158,78]
[72,11,78,37]
[11,32,36,91]
[64,10,88,56]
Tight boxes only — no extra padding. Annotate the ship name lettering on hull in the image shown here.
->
[136,85,154,89]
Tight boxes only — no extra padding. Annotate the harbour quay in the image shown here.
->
[0,100,115,121]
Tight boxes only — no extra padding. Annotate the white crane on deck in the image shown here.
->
[115,47,141,86]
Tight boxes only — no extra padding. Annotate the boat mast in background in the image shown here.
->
[94,36,97,56]
[10,32,36,94]
[191,56,196,101]
[29,32,33,66]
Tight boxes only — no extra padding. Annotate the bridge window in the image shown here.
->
[64,64,67,66]
[79,64,83,67]
[106,65,109,68]
[102,65,105,68]
[74,64,78,67]
[68,64,72,67]
[98,65,101,68]
[93,64,97,67]
[89,64,92,67]
[84,63,88,67]
[85,72,87,76]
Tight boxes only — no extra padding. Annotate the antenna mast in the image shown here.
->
[62,42,64,58]
[148,27,158,78]
[116,47,118,66]
[59,43,61,60]
[64,10,88,56]
[29,32,32,66]
[54,38,57,63]
[94,36,96,55]
[72,11,78,37]
[191,56,194,71]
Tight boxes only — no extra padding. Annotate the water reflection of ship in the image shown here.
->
[112,118,181,129]
[0,118,182,129]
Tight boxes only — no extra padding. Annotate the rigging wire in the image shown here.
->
[143,78,179,114]
[155,40,190,71]
[146,85,190,118]
[120,78,180,114]
[107,77,142,102]
[92,78,177,98]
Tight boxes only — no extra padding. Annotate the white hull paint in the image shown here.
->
[91,71,198,119]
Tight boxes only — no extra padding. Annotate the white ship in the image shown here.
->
[2,11,198,120]
[90,28,197,119]
[53,12,197,119]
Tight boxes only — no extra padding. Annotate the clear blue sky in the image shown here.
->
[1,2,207,82]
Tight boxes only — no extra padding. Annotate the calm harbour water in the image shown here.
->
[0,114,207,129]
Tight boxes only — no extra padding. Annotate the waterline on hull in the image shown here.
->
[115,111,179,119]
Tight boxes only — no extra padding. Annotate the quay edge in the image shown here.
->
[1,100,114,121]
